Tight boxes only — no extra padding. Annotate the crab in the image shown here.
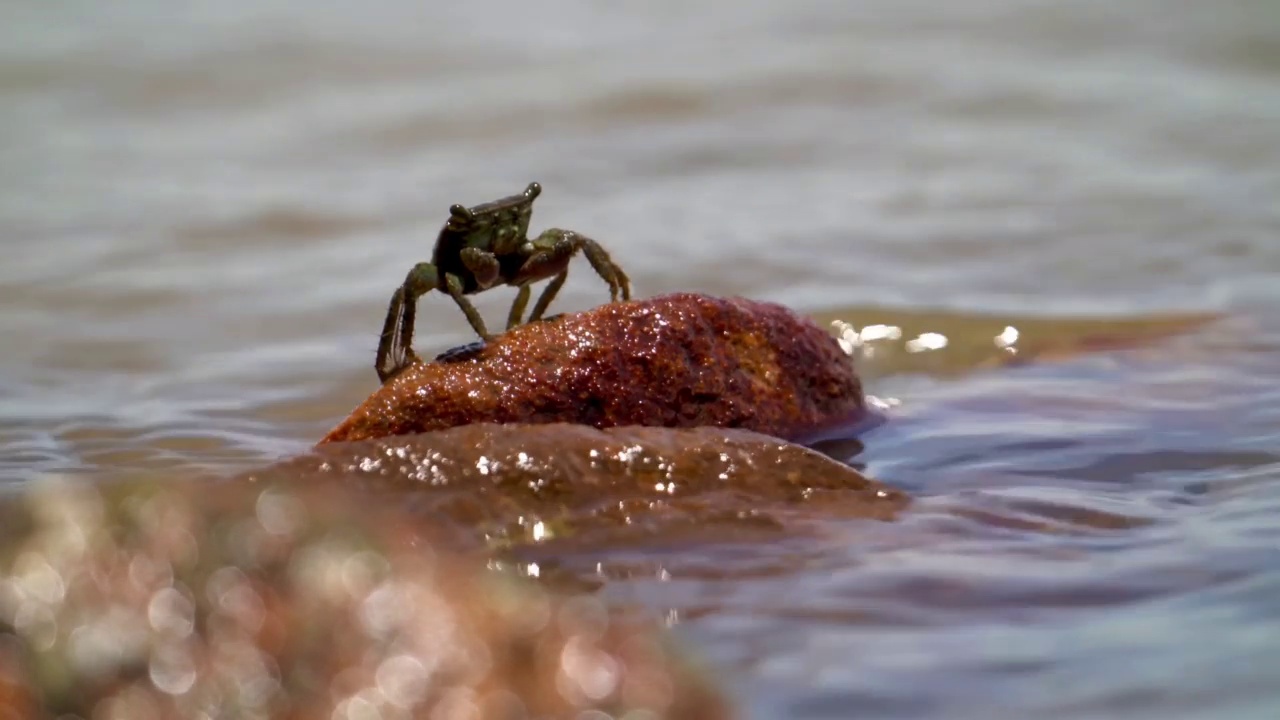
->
[374,182,632,382]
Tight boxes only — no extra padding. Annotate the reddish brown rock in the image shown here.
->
[264,423,907,553]
[0,639,37,720]
[323,293,866,444]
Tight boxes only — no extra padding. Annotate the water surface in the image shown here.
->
[2,1,1279,717]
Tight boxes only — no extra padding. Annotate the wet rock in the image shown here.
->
[263,424,907,553]
[323,293,867,444]
[0,476,734,719]
[0,639,37,720]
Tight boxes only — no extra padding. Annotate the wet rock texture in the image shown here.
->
[265,424,907,552]
[323,293,866,444]
[0,477,733,720]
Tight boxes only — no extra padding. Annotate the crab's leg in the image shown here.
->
[375,262,441,382]
[442,271,494,342]
[513,230,576,322]
[375,285,411,382]
[575,235,631,303]
[514,228,631,322]
[528,271,568,323]
[546,230,631,302]
[507,285,531,329]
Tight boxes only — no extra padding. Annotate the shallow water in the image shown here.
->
[3,0,1279,717]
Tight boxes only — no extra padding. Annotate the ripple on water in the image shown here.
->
[3,0,1280,717]
[648,319,1280,719]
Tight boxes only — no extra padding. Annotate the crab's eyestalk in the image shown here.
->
[448,203,473,225]
[524,182,542,200]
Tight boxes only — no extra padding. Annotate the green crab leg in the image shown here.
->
[442,271,493,342]
[507,285,531,329]
[528,271,568,322]
[375,285,411,382]
[545,229,629,302]
[512,229,632,324]
[376,261,440,382]
[576,234,632,302]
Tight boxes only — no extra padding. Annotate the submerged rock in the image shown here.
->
[264,423,907,552]
[0,426,902,717]
[323,293,867,444]
[0,476,734,719]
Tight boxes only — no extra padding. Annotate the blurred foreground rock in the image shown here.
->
[324,293,867,443]
[0,475,735,719]
[265,424,907,552]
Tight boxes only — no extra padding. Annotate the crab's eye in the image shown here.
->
[524,182,542,200]
[449,204,472,222]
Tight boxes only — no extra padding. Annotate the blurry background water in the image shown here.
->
[3,0,1280,717]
